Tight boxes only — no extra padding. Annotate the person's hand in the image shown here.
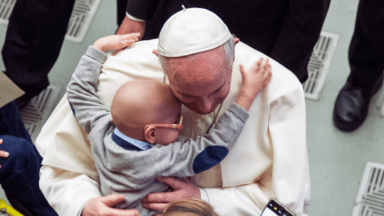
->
[0,139,9,169]
[116,15,145,41]
[142,177,200,215]
[235,58,272,111]
[81,194,139,216]
[93,33,140,52]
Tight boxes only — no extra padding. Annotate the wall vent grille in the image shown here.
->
[352,162,384,216]
[0,0,15,23]
[20,84,62,142]
[304,32,339,101]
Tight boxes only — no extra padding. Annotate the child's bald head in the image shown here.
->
[111,80,181,143]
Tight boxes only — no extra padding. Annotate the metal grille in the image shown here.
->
[303,32,340,101]
[0,0,100,43]
[352,162,384,216]
[0,0,14,24]
[65,0,100,42]
[20,84,62,142]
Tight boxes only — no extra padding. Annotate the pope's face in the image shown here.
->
[166,47,232,115]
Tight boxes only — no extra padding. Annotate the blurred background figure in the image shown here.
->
[2,0,148,111]
[333,0,384,131]
[163,199,218,216]
[2,0,76,109]
[0,75,57,216]
[116,0,330,83]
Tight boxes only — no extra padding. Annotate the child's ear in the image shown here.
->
[144,125,156,144]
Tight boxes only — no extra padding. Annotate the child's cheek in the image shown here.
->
[168,130,179,143]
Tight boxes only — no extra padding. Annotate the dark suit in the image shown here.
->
[347,0,384,88]
[118,0,330,82]
[2,0,76,100]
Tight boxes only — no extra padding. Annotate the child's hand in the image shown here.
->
[235,58,272,111]
[93,33,140,52]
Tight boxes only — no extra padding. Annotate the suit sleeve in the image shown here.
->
[269,0,330,81]
[126,0,160,20]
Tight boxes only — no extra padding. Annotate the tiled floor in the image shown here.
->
[1,0,384,215]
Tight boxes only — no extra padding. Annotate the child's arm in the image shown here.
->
[67,34,140,133]
[146,59,272,177]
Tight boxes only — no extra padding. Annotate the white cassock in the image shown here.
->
[36,39,310,216]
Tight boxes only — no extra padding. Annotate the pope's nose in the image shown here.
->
[197,97,214,114]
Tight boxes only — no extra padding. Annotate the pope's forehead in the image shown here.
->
[168,55,230,95]
[167,47,228,79]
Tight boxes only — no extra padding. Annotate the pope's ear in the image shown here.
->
[234,38,240,46]
[232,38,240,63]
[152,49,159,57]
[144,125,156,144]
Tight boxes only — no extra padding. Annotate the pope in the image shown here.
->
[37,8,310,216]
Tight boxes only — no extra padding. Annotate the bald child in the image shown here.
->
[66,34,271,215]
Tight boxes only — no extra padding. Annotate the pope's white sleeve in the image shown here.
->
[39,166,101,216]
[267,83,311,216]
[203,186,262,216]
[202,82,310,216]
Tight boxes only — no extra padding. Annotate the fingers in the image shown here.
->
[180,177,190,182]
[239,65,246,80]
[120,39,136,47]
[103,208,140,216]
[262,59,269,72]
[143,191,179,203]
[0,139,3,144]
[263,59,272,83]
[251,57,263,73]
[142,202,168,212]
[156,177,185,190]
[0,150,9,158]
[100,194,126,207]
[119,33,141,41]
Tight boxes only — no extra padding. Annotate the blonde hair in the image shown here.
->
[163,199,219,216]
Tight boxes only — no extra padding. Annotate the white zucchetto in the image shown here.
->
[158,7,231,57]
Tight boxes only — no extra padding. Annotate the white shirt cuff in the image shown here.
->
[199,188,209,203]
[126,12,145,22]
[77,202,87,216]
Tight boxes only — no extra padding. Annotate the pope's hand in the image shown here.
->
[142,177,201,214]
[116,15,145,41]
[93,33,140,52]
[81,194,139,216]
[0,139,9,169]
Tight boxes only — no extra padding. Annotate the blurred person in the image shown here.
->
[3,0,147,109]
[163,199,218,216]
[0,100,57,216]
[2,0,76,108]
[116,0,330,82]
[333,0,384,131]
